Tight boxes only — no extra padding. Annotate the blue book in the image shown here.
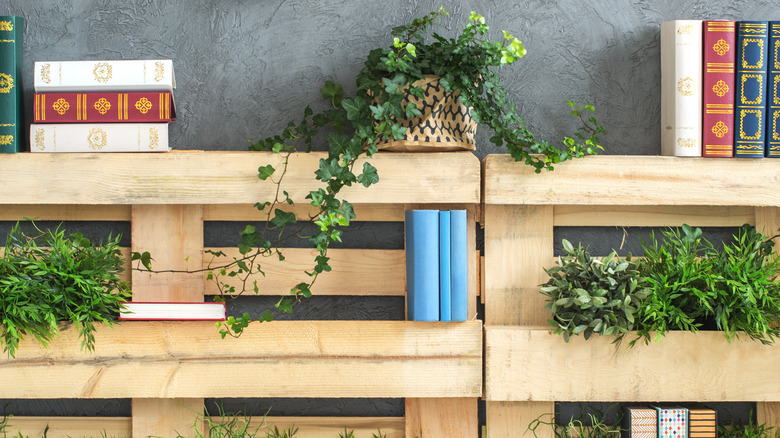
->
[450,210,468,322]
[439,211,451,321]
[404,210,439,321]
[735,21,769,157]
[768,22,780,157]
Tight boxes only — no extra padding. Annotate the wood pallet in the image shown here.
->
[0,151,482,437]
[482,154,780,438]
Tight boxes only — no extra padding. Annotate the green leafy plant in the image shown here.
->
[719,415,780,438]
[541,239,651,345]
[0,222,131,357]
[527,406,622,437]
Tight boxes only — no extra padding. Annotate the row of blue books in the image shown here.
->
[404,210,468,322]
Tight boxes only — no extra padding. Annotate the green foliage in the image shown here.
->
[541,240,651,345]
[527,406,622,437]
[719,416,780,438]
[0,222,131,357]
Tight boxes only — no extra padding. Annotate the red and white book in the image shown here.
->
[702,20,735,157]
[119,302,226,321]
[34,91,175,123]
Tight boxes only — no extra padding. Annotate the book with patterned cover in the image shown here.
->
[657,407,687,438]
[661,20,703,156]
[734,21,769,157]
[622,407,658,438]
[0,16,23,153]
[33,59,175,93]
[34,92,175,123]
[29,123,170,152]
[768,21,780,157]
[703,21,736,157]
[687,408,716,438]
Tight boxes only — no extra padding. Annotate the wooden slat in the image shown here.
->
[0,151,480,205]
[3,417,132,438]
[204,203,407,222]
[405,398,478,438]
[757,207,780,429]
[757,403,780,429]
[485,401,554,438]
[484,155,780,207]
[0,204,131,221]
[203,248,404,296]
[133,398,203,437]
[0,321,482,399]
[554,205,755,227]
[249,416,404,438]
[485,327,780,402]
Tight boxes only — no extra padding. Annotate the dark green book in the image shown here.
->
[0,16,23,153]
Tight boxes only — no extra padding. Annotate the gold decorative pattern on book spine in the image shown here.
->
[154,61,165,82]
[739,109,763,139]
[34,128,45,151]
[676,138,698,148]
[135,97,152,114]
[0,21,12,31]
[0,135,12,145]
[742,38,765,69]
[124,93,128,119]
[52,98,69,115]
[677,24,694,35]
[39,63,51,84]
[677,77,695,96]
[93,62,112,83]
[149,127,159,149]
[94,97,111,115]
[712,80,729,97]
[713,39,730,56]
[774,111,780,140]
[776,40,780,69]
[76,93,81,120]
[775,76,780,104]
[740,74,764,104]
[712,121,729,138]
[82,94,87,120]
[117,93,122,119]
[0,72,13,94]
[87,127,107,150]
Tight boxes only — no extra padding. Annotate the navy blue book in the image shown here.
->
[404,210,439,321]
[768,22,780,157]
[439,211,451,321]
[735,21,769,157]
[450,210,468,321]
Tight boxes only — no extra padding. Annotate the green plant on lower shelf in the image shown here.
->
[718,416,780,438]
[541,239,651,345]
[0,221,131,358]
[527,407,622,437]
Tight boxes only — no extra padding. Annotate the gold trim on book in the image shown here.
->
[740,74,764,104]
[0,39,14,43]
[0,20,12,31]
[712,121,729,138]
[741,38,765,69]
[52,98,69,116]
[76,94,81,120]
[713,39,730,56]
[159,93,164,120]
[94,97,111,115]
[712,80,730,97]
[83,94,87,120]
[0,72,13,94]
[0,135,12,145]
[117,93,123,120]
[739,109,763,140]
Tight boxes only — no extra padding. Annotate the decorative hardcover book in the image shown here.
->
[30,123,170,152]
[734,21,769,157]
[657,407,687,438]
[702,20,736,157]
[622,407,658,438]
[0,16,24,153]
[687,408,716,438]
[33,59,175,93]
[119,302,226,321]
[33,92,175,123]
[768,22,780,157]
[450,209,468,322]
[661,20,703,156]
[404,210,439,321]
[439,211,452,322]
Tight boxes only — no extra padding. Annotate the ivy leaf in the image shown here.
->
[391,123,407,140]
[357,162,379,187]
[320,80,343,107]
[270,209,297,228]
[257,164,275,180]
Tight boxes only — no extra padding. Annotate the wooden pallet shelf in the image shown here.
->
[482,154,780,438]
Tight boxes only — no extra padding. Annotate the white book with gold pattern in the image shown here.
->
[30,123,169,152]
[33,59,175,93]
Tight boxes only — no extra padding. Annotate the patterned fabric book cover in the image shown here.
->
[657,407,687,438]
[622,407,658,438]
[687,408,716,438]
[768,21,780,157]
[0,16,23,153]
[734,21,769,157]
[703,21,736,157]
[34,92,175,123]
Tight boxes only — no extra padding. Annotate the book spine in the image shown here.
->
[29,123,169,152]
[439,211,451,322]
[702,20,736,157]
[404,210,439,322]
[687,408,716,438]
[34,59,175,92]
[450,209,468,322]
[661,20,703,156]
[0,16,23,153]
[621,407,657,438]
[768,22,780,157]
[657,408,688,438]
[735,21,769,157]
[34,92,174,123]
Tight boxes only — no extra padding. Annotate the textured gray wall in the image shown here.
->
[2,0,775,427]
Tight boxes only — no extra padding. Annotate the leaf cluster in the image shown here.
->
[718,416,780,438]
[526,406,622,438]
[0,222,130,357]
[541,240,651,345]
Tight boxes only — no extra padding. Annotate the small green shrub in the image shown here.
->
[719,416,780,438]
[527,406,622,437]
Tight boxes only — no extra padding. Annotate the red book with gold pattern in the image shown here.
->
[702,20,735,157]
[33,91,175,123]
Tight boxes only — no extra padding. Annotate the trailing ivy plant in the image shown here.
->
[541,239,651,345]
[0,222,130,357]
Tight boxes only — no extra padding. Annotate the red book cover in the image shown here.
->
[702,20,735,157]
[33,91,175,123]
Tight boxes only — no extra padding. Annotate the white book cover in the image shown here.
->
[661,20,703,157]
[119,302,226,321]
[34,59,175,92]
[30,123,170,152]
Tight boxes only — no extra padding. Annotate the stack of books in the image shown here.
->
[623,406,717,437]
[30,59,176,152]
[0,16,24,153]
[404,209,469,322]
[661,20,780,158]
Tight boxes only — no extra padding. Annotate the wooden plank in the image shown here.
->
[485,401,554,438]
[203,248,404,296]
[131,204,204,302]
[132,398,203,437]
[252,416,404,438]
[485,326,780,402]
[3,416,132,438]
[484,154,780,207]
[0,151,480,205]
[204,203,407,222]
[405,398,478,438]
[484,204,553,326]
[0,321,482,399]
[757,403,780,429]
[756,207,780,429]
[0,204,131,221]
[554,205,755,227]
